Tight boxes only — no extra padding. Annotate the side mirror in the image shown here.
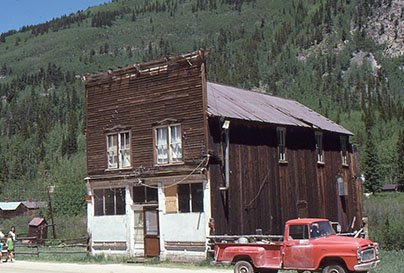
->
[337,224,341,233]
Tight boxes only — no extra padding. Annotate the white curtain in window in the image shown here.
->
[120,132,131,167]
[157,127,168,164]
[170,125,182,162]
[107,134,118,168]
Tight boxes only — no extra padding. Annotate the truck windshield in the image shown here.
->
[310,221,336,238]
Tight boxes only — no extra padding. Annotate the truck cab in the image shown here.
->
[284,218,379,273]
[213,218,380,273]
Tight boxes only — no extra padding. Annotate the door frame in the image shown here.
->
[143,206,160,257]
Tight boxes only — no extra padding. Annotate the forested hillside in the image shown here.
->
[0,0,403,216]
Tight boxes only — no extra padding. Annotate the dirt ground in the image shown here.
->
[0,260,231,273]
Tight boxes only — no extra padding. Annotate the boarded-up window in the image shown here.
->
[164,186,177,213]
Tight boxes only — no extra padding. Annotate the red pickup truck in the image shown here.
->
[212,218,380,273]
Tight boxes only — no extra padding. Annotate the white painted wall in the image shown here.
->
[161,212,206,241]
[92,215,127,242]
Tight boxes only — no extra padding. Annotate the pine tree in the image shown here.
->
[396,130,404,186]
[363,134,382,194]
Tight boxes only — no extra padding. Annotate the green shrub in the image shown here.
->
[364,192,404,250]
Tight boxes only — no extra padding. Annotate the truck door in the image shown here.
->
[283,224,314,270]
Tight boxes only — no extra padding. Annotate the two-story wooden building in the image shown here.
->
[84,51,363,261]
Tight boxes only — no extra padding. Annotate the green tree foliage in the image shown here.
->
[363,134,382,194]
[396,130,404,186]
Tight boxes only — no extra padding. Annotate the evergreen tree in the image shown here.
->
[396,130,404,186]
[363,134,382,194]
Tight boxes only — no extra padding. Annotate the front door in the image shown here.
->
[144,207,160,257]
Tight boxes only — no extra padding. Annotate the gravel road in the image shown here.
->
[0,260,231,273]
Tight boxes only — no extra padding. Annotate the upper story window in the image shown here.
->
[340,135,348,166]
[155,124,182,165]
[277,127,286,162]
[315,131,324,164]
[107,131,131,169]
[94,188,126,216]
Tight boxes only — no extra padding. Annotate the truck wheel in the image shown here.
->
[234,260,254,273]
[322,264,347,273]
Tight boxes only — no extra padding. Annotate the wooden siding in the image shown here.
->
[85,53,207,178]
[208,118,362,235]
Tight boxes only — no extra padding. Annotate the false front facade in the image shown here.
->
[84,51,363,261]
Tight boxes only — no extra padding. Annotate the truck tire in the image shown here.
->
[322,264,347,273]
[234,260,254,273]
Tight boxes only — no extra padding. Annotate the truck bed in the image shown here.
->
[214,241,283,269]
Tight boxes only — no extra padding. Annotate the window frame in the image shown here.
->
[154,124,183,165]
[93,188,126,216]
[340,135,348,166]
[133,186,158,204]
[277,127,287,162]
[315,131,324,164]
[106,130,131,170]
[177,183,204,213]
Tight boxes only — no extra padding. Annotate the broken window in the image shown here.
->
[315,131,324,163]
[155,124,182,165]
[340,135,348,166]
[94,188,126,216]
[178,183,204,213]
[277,127,286,161]
[107,131,131,169]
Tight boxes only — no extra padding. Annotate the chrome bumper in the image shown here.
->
[354,260,380,271]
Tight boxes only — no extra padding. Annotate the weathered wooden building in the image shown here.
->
[84,51,363,261]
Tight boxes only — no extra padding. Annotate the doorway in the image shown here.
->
[144,206,160,257]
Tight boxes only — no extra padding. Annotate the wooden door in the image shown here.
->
[144,207,160,257]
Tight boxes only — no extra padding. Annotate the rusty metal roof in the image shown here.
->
[29,217,46,227]
[207,82,352,135]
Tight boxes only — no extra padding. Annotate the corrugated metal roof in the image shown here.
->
[0,202,22,211]
[22,201,47,209]
[207,82,353,135]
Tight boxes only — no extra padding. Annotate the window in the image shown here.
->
[107,131,131,169]
[289,225,309,240]
[340,136,348,166]
[315,131,324,163]
[155,124,182,164]
[277,127,286,161]
[133,186,158,204]
[94,188,126,216]
[178,183,203,213]
[310,221,335,239]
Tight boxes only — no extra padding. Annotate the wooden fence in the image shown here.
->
[13,236,88,257]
